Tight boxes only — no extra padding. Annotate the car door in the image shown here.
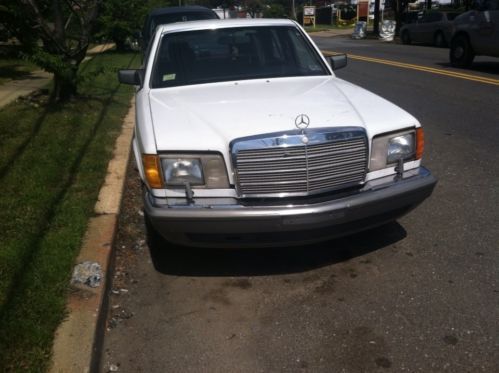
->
[423,12,444,43]
[411,14,428,42]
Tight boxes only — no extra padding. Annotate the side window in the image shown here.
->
[425,13,442,22]
[287,29,323,72]
[433,13,444,21]
[419,14,430,23]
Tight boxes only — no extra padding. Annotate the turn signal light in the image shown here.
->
[416,127,424,160]
[142,154,163,188]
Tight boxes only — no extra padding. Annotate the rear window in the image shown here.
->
[151,26,329,89]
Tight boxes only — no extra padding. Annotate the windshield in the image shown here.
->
[151,26,330,89]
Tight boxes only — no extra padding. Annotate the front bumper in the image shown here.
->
[145,167,437,248]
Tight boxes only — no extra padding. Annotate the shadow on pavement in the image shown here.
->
[148,222,407,277]
[437,61,499,76]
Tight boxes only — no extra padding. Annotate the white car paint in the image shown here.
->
[134,18,422,195]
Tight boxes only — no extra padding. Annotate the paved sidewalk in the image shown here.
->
[0,69,52,108]
[83,43,116,62]
[0,43,115,108]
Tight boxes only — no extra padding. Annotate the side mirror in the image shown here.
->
[118,69,142,85]
[329,54,347,71]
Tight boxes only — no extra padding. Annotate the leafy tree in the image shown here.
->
[95,0,177,51]
[245,0,263,17]
[95,0,148,51]
[263,3,286,18]
[1,0,100,102]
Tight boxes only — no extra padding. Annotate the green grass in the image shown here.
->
[304,23,355,33]
[0,51,138,371]
[0,58,39,85]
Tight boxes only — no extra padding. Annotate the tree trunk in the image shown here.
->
[374,0,381,34]
[51,66,78,102]
[395,0,402,34]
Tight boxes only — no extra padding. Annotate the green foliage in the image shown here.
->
[245,0,264,17]
[95,0,149,51]
[263,3,286,18]
[20,48,71,77]
[96,0,179,51]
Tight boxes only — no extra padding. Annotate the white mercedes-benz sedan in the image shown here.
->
[118,18,436,248]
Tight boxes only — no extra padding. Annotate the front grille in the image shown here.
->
[232,128,368,197]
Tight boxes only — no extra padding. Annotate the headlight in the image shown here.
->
[163,158,204,185]
[160,153,229,188]
[370,128,423,171]
[387,133,415,164]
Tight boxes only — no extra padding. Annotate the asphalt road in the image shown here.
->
[99,38,499,372]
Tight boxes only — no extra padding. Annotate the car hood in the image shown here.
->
[148,76,418,152]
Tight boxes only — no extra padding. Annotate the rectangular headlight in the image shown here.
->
[161,153,229,188]
[387,133,415,164]
[162,158,204,185]
[370,129,417,171]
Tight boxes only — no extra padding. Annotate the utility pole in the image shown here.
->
[373,0,381,34]
[291,0,297,19]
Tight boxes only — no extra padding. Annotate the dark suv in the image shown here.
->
[141,6,219,52]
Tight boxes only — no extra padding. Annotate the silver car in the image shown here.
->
[401,11,461,47]
[450,0,499,67]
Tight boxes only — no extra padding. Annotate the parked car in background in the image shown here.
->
[141,6,219,52]
[118,19,436,248]
[401,11,461,47]
[450,0,499,67]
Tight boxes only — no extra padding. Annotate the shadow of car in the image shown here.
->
[401,11,461,47]
[147,222,408,277]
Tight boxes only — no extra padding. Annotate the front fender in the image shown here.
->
[132,133,146,182]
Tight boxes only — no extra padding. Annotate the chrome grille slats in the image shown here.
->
[231,127,368,197]
[239,172,307,183]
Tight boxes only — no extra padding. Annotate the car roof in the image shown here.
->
[157,18,298,34]
[148,6,216,16]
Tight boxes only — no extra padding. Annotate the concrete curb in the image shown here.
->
[49,98,135,373]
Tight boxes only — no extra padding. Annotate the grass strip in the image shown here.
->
[305,24,355,33]
[0,51,138,371]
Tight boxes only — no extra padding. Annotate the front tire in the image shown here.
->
[450,34,474,68]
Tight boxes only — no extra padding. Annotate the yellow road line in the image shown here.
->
[322,50,499,86]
